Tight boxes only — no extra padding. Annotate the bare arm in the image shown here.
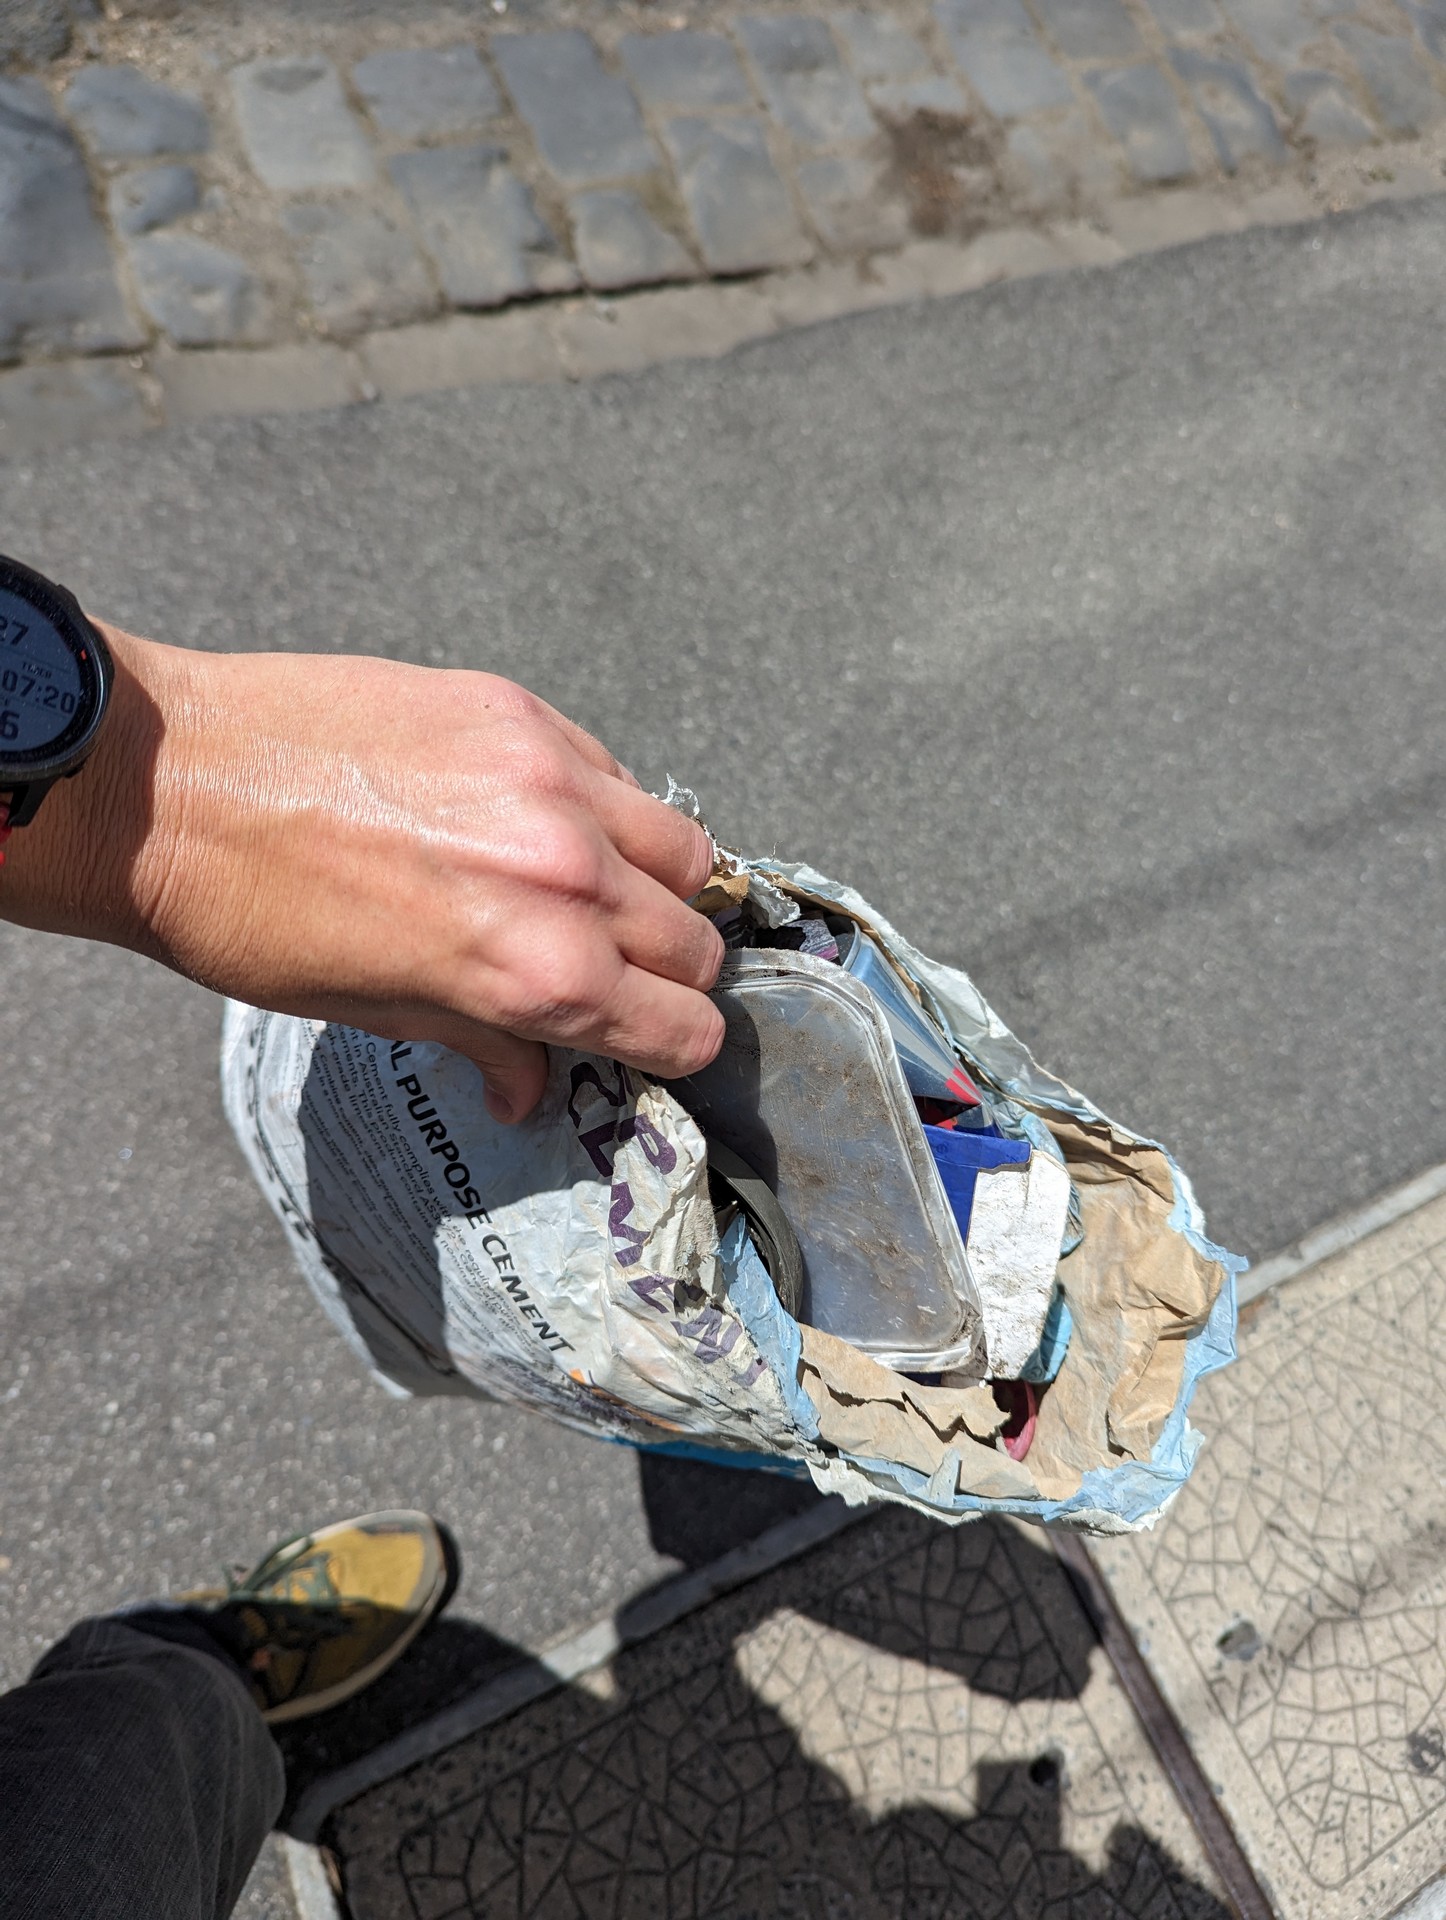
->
[0,621,724,1122]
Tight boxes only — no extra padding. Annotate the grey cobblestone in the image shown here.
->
[0,76,139,360]
[3,0,1443,394]
[568,187,694,290]
[736,15,876,148]
[62,66,209,158]
[1335,23,1446,134]
[1170,48,1286,169]
[1030,0,1144,63]
[0,0,74,69]
[1409,0,1446,63]
[230,58,374,193]
[934,0,1074,118]
[351,45,501,143]
[828,9,933,80]
[868,74,971,116]
[1220,0,1316,67]
[1283,70,1377,145]
[390,143,578,307]
[1086,63,1194,180]
[1147,0,1225,36]
[618,31,752,111]
[282,200,436,336]
[492,31,657,186]
[1006,120,1060,206]
[127,232,270,346]
[1006,105,1123,204]
[1004,120,1068,206]
[662,113,811,273]
[796,152,911,248]
[108,163,199,237]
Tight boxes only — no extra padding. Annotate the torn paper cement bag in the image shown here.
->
[221,856,1241,1535]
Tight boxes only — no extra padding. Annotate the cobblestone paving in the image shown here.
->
[333,1510,1228,1918]
[1094,1192,1446,1920]
[2,0,1446,398]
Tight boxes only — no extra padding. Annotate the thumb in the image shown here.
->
[448,1024,550,1125]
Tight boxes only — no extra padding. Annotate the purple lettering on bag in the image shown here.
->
[628,1273,674,1313]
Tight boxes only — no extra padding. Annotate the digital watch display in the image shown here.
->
[0,554,112,829]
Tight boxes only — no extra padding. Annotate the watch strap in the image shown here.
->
[2,782,51,830]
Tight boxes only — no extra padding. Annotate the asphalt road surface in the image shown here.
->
[3,197,1443,1799]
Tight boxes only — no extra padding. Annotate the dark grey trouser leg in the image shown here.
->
[0,1613,285,1920]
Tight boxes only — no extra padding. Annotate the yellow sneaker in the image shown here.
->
[182,1510,457,1725]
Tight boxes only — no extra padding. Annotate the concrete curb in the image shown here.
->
[1388,1876,1446,1920]
[3,172,1444,459]
[1238,1156,1446,1304]
[281,1836,345,1920]
[285,1494,868,1843]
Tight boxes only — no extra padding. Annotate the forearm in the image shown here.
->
[0,609,722,1119]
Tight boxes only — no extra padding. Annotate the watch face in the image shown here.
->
[0,573,106,774]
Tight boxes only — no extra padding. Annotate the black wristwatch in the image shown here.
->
[0,553,113,828]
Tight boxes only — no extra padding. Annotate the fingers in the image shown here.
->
[443,1023,550,1124]
[431,875,721,1110]
[589,775,715,899]
[420,967,722,1129]
[586,964,726,1081]
[607,861,725,992]
[467,678,710,892]
[439,932,723,1118]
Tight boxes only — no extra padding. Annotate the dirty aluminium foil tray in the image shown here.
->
[669,950,985,1374]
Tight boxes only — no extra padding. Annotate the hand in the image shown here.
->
[0,623,725,1121]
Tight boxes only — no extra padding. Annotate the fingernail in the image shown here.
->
[484,1088,514,1124]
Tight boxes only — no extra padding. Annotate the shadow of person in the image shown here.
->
[269,1612,533,1828]
[636,1453,1098,1702]
[388,1751,1231,1918]
[275,1499,1226,1918]
[636,1446,828,1569]
[273,1504,1093,1832]
[313,1515,1228,1918]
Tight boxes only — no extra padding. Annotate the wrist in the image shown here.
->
[0,621,192,958]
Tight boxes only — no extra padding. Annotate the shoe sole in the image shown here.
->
[262,1511,458,1726]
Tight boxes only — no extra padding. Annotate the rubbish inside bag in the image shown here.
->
[923,1125,1030,1230]
[221,823,1242,1536]
[669,948,984,1373]
[712,908,985,1112]
[670,908,1074,1382]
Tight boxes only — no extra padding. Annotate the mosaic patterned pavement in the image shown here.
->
[333,1509,1227,1919]
[327,1195,1446,1919]
[1094,1192,1446,1920]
